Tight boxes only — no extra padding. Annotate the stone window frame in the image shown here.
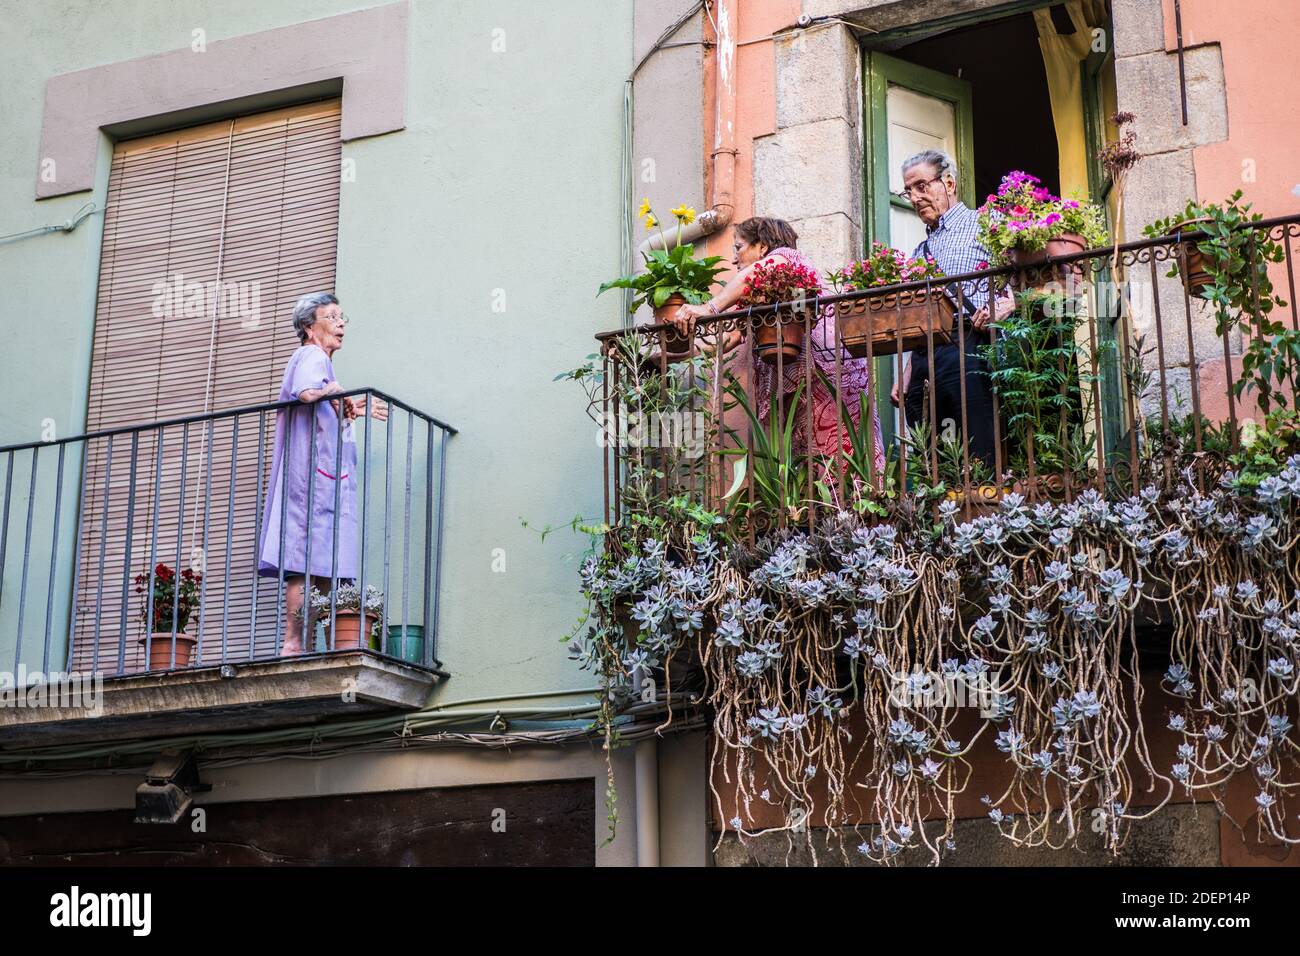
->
[34,1,409,200]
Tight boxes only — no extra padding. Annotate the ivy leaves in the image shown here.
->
[1146,191,1292,411]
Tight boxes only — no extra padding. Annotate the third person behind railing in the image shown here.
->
[890,149,1014,471]
[668,216,887,487]
[257,292,388,656]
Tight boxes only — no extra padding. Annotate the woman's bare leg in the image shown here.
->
[284,575,307,655]
[283,575,334,656]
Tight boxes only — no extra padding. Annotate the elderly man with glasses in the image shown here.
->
[889,149,1012,472]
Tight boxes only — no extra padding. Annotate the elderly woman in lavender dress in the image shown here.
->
[258,292,387,654]
[669,217,886,487]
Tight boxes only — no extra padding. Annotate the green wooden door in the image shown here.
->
[862,51,975,448]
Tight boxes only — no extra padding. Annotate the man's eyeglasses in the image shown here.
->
[893,176,945,202]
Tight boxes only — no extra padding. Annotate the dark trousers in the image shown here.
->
[903,332,997,473]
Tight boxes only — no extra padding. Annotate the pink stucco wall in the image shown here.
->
[1163,0,1300,424]
[1164,0,1300,216]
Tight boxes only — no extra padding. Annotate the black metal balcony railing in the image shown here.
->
[593,215,1300,534]
[0,388,454,677]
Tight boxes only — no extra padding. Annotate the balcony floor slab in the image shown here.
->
[0,652,441,748]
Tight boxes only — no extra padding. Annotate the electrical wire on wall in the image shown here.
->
[0,690,707,777]
[0,201,98,244]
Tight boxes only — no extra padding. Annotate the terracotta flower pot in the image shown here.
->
[1170,217,1215,295]
[325,610,378,651]
[752,307,805,364]
[652,294,693,356]
[1044,233,1087,259]
[139,632,197,670]
[1007,232,1087,267]
[1007,232,1087,291]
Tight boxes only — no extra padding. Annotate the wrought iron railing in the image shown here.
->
[0,388,454,677]
[592,215,1300,536]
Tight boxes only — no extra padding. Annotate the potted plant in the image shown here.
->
[977,171,1108,284]
[304,583,384,651]
[385,624,426,663]
[1142,200,1223,296]
[1096,112,1143,273]
[598,201,726,357]
[1145,191,1290,411]
[1143,190,1282,297]
[978,288,1089,486]
[720,378,810,522]
[741,257,822,363]
[826,242,954,357]
[134,562,201,669]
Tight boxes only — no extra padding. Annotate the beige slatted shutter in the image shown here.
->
[73,99,342,672]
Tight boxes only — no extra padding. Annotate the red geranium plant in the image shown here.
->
[741,258,823,308]
[134,562,202,633]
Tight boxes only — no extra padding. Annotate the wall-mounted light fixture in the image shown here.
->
[134,749,210,825]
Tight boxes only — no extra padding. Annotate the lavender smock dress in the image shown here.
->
[257,344,359,580]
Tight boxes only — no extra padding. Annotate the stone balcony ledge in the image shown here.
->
[0,651,442,748]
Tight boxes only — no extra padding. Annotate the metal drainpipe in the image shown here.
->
[629,0,740,866]
[635,736,660,867]
[709,0,738,234]
[630,661,660,867]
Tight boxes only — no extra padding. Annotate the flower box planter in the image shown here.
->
[835,290,955,358]
[138,633,197,670]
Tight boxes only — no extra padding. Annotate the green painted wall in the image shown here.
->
[0,1,632,703]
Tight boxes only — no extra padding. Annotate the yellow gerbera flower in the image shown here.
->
[644,214,658,230]
[637,197,652,218]
[671,204,697,225]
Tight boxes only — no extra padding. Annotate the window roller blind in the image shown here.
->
[73,99,342,672]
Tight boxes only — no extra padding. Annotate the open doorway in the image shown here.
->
[861,0,1122,455]
[894,10,1063,203]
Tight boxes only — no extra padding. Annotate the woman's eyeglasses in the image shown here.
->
[322,312,350,326]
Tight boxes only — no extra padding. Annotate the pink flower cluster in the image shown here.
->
[827,241,944,291]
[977,170,1107,260]
[983,171,1071,234]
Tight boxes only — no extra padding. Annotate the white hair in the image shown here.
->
[291,291,338,344]
[901,149,958,187]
